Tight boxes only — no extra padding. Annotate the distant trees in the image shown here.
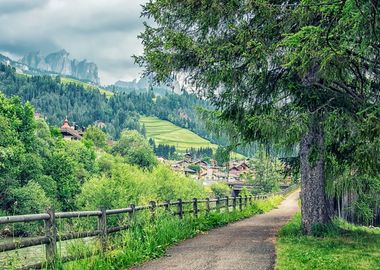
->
[186,147,213,159]
[148,138,177,159]
[0,64,234,150]
[214,147,230,167]
[249,148,285,193]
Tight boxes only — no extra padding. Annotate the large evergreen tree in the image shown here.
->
[136,0,380,233]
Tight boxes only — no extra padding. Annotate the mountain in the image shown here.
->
[20,50,100,84]
[112,75,188,95]
[0,53,28,73]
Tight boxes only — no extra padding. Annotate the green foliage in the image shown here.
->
[239,187,252,197]
[214,146,230,166]
[45,150,80,211]
[277,213,380,270]
[210,182,230,198]
[8,181,51,215]
[77,162,205,209]
[0,93,99,217]
[188,164,201,173]
[7,181,51,235]
[250,148,285,193]
[83,125,107,148]
[111,130,158,169]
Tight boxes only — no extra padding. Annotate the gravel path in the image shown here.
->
[132,191,300,270]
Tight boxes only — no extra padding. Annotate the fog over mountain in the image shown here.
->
[0,0,147,84]
[21,50,100,84]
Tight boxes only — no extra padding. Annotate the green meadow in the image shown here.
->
[140,116,218,152]
[140,116,244,159]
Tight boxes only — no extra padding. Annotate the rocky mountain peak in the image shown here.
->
[20,49,100,84]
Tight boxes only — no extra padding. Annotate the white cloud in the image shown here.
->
[0,0,147,84]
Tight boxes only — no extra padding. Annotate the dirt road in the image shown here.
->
[133,191,300,270]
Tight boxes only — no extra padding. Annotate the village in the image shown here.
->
[164,153,252,185]
[57,116,294,198]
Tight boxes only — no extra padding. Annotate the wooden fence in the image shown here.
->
[0,186,296,269]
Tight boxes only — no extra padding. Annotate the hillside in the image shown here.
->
[141,116,244,159]
[141,116,218,151]
[0,63,248,156]
[60,77,113,97]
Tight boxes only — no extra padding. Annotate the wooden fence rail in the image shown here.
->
[0,185,297,269]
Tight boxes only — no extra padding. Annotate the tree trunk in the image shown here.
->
[300,119,333,234]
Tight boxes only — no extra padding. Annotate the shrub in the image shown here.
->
[8,181,51,236]
[210,182,231,198]
[111,130,157,169]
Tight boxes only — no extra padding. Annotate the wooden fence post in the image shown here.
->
[45,207,57,266]
[249,196,252,206]
[233,196,237,211]
[225,196,229,212]
[206,198,210,215]
[216,197,220,213]
[192,198,198,218]
[149,201,156,222]
[239,196,243,211]
[165,200,170,213]
[244,196,248,208]
[128,204,135,224]
[98,207,107,252]
[177,199,183,219]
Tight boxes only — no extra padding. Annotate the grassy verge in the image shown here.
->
[276,213,380,270]
[64,195,283,270]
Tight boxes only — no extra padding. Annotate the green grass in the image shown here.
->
[64,195,283,269]
[60,77,113,97]
[276,213,380,270]
[140,116,244,159]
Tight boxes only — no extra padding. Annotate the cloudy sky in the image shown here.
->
[0,0,148,85]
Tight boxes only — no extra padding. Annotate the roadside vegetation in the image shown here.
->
[64,195,284,270]
[276,213,380,270]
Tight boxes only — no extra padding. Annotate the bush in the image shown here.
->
[83,125,107,149]
[210,182,231,198]
[8,181,51,236]
[111,130,157,169]
[76,163,205,210]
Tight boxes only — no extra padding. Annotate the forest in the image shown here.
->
[0,64,232,150]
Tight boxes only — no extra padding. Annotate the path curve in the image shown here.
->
[132,191,300,270]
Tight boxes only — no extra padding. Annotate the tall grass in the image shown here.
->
[63,195,283,270]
